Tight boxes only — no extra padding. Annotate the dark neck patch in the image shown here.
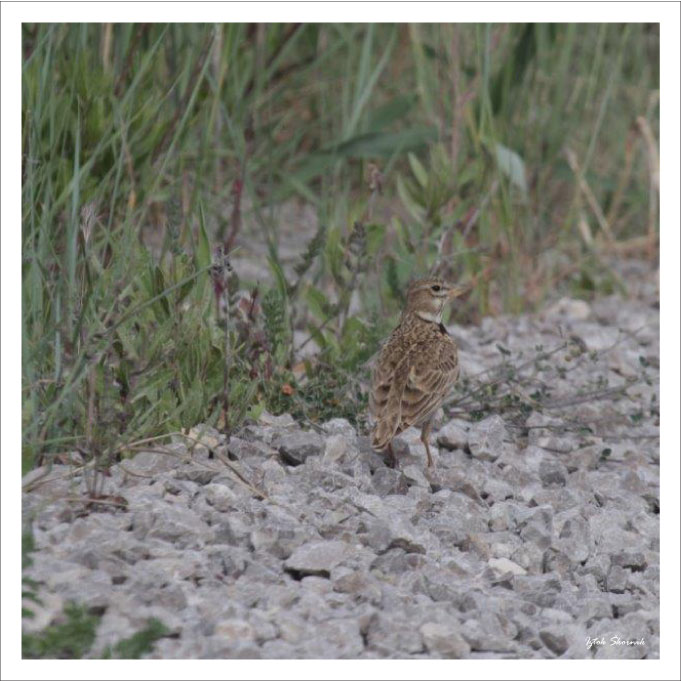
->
[438,322,449,335]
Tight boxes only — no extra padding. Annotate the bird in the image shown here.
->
[370,277,465,468]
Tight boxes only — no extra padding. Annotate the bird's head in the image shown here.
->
[404,278,466,324]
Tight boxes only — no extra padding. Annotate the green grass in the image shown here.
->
[22,602,169,659]
[102,619,169,659]
[22,23,658,470]
[22,526,169,658]
[23,603,100,659]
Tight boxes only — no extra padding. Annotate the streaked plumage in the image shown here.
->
[370,278,464,468]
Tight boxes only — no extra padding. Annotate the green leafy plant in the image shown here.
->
[22,530,42,621]
[23,603,100,659]
[102,619,169,659]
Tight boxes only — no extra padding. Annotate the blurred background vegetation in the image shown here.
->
[22,23,659,472]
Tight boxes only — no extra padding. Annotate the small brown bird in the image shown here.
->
[370,278,465,468]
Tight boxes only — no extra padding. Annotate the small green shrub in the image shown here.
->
[23,603,100,659]
[102,619,169,659]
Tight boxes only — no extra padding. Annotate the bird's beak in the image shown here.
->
[447,285,467,299]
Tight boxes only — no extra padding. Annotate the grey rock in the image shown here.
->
[426,469,485,506]
[610,551,647,572]
[539,459,568,487]
[332,570,382,606]
[258,410,297,427]
[274,611,307,644]
[322,417,358,440]
[543,549,577,578]
[133,502,214,548]
[174,464,220,485]
[401,464,430,489]
[211,512,252,546]
[488,557,527,577]
[322,433,357,466]
[553,514,592,564]
[226,436,274,462]
[465,604,518,644]
[459,533,493,561]
[301,575,333,595]
[367,612,424,655]
[123,449,183,477]
[248,509,318,560]
[593,639,648,660]
[436,421,469,450]
[260,639,299,658]
[155,634,245,658]
[580,552,612,585]
[371,548,426,578]
[517,506,554,550]
[359,516,393,553]
[535,435,577,453]
[275,430,324,465]
[284,540,354,576]
[207,545,249,578]
[162,477,200,498]
[260,458,291,496]
[302,464,356,496]
[128,550,204,585]
[480,476,514,503]
[606,565,628,593]
[467,415,507,462]
[248,611,279,643]
[590,520,648,557]
[511,543,546,576]
[384,516,429,555]
[432,492,489,542]
[203,483,241,512]
[539,627,569,656]
[582,597,615,626]
[207,640,262,658]
[65,569,114,610]
[544,297,592,321]
[25,554,93,592]
[300,618,365,658]
[408,567,461,603]
[512,574,562,608]
[591,614,650,659]
[488,502,515,531]
[572,323,620,352]
[22,465,76,497]
[293,585,333,615]
[420,621,471,658]
[371,467,408,497]
[213,618,256,643]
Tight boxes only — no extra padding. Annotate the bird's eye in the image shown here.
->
[431,285,441,292]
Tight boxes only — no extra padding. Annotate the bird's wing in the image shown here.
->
[400,348,458,429]
[370,355,410,451]
[371,336,458,450]
[398,338,459,430]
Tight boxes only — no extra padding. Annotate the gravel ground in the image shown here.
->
[22,272,659,659]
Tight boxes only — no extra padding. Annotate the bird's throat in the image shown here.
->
[415,310,442,324]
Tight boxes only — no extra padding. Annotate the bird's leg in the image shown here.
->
[421,420,434,468]
[386,442,397,469]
